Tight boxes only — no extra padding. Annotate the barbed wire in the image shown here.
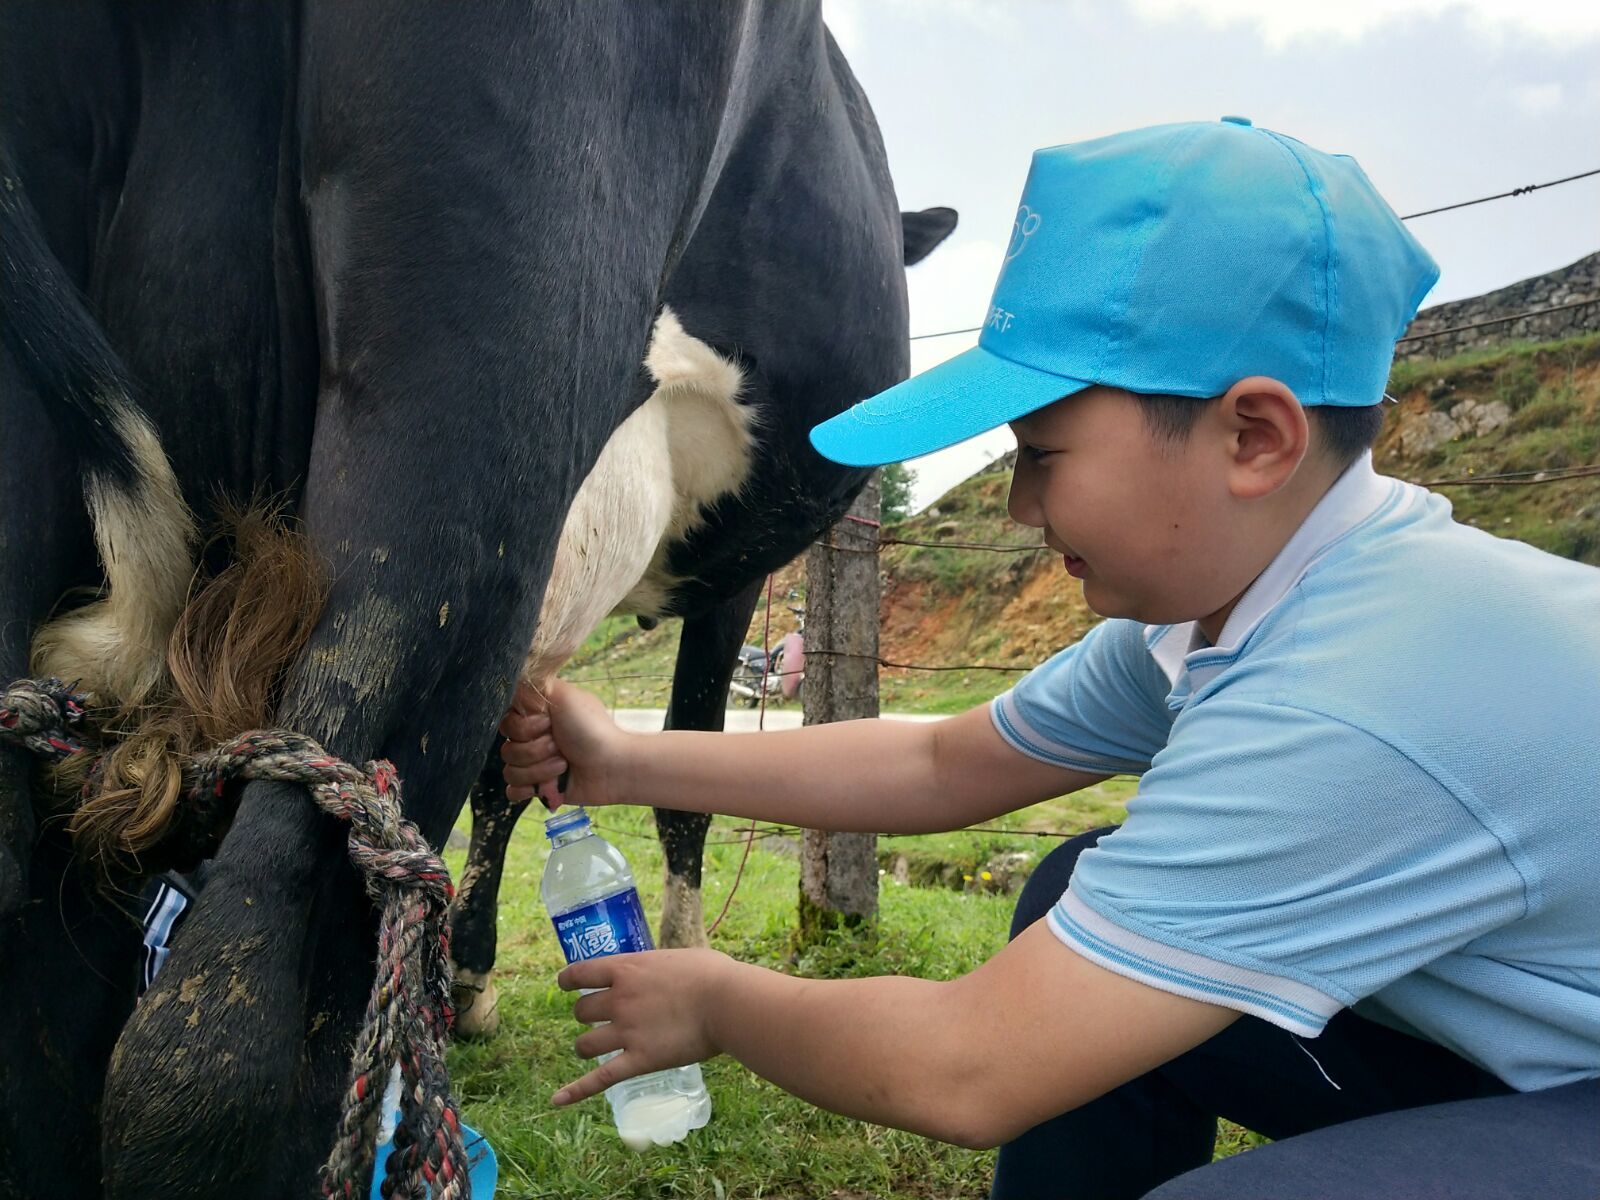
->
[1398,296,1599,344]
[884,535,1049,552]
[1418,463,1600,487]
[1399,167,1600,221]
[806,648,1031,674]
[592,815,1099,854]
[565,672,677,684]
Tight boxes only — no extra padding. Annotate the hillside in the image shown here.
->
[565,332,1600,712]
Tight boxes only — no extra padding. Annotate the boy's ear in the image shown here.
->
[1216,376,1309,500]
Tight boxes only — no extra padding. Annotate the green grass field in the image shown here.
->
[444,781,1267,1198]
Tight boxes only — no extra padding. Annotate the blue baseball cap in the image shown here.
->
[811,117,1440,467]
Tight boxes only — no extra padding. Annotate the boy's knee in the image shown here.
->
[1008,824,1118,940]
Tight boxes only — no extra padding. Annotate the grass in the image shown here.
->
[444,782,1266,1198]
[1385,331,1600,401]
[1385,333,1600,566]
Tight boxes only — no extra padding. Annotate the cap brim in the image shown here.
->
[809,345,1091,467]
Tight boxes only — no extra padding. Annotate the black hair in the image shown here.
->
[1132,391,1384,469]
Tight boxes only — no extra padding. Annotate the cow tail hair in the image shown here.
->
[1,145,197,714]
[66,501,326,875]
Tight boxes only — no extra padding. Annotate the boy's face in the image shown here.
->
[1006,387,1254,628]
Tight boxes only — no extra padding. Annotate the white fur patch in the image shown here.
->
[30,400,196,708]
[521,306,755,689]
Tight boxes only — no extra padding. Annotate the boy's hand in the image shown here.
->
[499,678,627,808]
[550,948,733,1106]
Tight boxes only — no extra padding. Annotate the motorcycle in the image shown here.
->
[728,605,805,708]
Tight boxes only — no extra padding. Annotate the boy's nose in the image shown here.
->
[1007,464,1043,528]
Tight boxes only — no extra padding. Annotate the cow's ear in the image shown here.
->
[901,206,959,266]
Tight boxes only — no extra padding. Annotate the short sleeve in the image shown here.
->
[990,619,1173,775]
[1051,700,1528,1037]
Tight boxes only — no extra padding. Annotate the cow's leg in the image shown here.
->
[96,438,580,1200]
[99,7,758,1195]
[449,740,532,1040]
[655,579,765,948]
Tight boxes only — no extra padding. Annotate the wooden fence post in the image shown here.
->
[796,472,881,946]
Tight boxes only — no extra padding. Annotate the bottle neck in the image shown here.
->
[548,824,593,851]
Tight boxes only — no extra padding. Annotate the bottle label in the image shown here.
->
[551,887,655,964]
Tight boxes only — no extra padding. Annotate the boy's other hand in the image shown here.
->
[550,948,730,1107]
[499,678,625,808]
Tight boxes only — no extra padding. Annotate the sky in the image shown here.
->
[822,0,1600,510]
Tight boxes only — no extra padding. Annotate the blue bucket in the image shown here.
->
[368,1114,497,1199]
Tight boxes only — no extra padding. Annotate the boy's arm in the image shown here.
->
[503,680,1107,834]
[554,921,1239,1148]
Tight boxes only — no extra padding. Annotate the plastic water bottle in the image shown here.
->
[540,808,712,1150]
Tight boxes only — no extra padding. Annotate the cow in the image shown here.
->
[0,3,954,1197]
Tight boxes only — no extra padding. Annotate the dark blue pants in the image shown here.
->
[991,827,1600,1200]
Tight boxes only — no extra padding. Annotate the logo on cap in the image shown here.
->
[1006,205,1042,261]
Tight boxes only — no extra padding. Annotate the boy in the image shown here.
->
[500,119,1600,1198]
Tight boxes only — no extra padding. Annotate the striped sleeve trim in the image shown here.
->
[1048,888,1342,1038]
[990,693,1150,776]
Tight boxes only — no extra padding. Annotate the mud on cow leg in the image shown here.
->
[450,740,534,1040]
[654,580,764,948]
[656,809,715,949]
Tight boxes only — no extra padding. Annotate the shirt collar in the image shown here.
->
[1146,453,1402,690]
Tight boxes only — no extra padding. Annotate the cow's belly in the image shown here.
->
[521,308,753,693]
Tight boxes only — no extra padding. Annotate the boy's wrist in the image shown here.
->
[608,728,642,807]
[699,954,757,1055]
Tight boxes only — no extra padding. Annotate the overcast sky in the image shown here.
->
[823,0,1600,510]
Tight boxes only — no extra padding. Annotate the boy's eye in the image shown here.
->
[1022,444,1056,462]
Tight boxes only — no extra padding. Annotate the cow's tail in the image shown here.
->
[3,155,329,876]
[1,153,197,713]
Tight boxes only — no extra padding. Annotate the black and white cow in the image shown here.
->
[0,3,952,1197]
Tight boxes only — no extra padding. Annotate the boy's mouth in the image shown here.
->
[1045,535,1087,578]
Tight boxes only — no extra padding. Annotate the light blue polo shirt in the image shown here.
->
[990,455,1600,1091]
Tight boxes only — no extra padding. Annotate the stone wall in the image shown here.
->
[1396,250,1600,361]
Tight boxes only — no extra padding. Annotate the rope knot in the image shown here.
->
[0,677,89,762]
[180,728,468,1197]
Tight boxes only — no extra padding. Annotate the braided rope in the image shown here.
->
[0,677,88,761]
[0,679,471,1199]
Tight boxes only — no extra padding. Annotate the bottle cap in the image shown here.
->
[543,808,590,840]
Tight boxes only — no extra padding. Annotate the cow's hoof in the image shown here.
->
[452,967,500,1040]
